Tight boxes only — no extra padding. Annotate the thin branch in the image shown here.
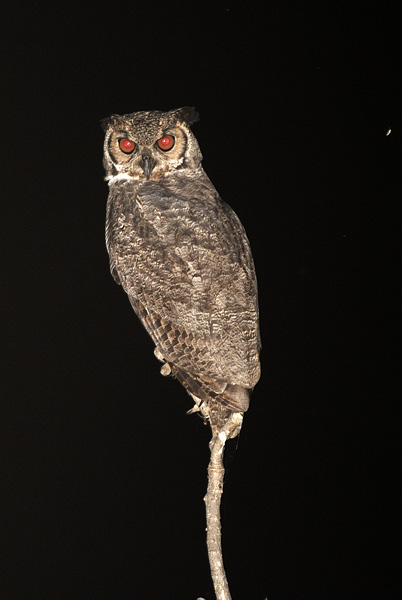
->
[204,412,243,600]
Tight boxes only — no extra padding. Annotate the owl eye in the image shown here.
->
[157,135,175,151]
[119,138,136,154]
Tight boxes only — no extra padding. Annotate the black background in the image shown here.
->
[2,3,401,599]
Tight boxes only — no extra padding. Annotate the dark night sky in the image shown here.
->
[2,4,401,599]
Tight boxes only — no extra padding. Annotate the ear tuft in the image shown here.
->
[100,117,110,132]
[101,114,122,132]
[170,107,200,126]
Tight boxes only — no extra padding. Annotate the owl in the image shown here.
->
[102,107,261,437]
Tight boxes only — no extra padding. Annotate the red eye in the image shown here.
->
[119,138,136,153]
[157,135,175,151]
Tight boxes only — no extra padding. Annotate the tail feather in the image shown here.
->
[171,364,249,436]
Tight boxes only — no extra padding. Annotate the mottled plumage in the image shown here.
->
[103,107,261,436]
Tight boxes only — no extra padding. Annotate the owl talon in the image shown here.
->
[187,395,210,421]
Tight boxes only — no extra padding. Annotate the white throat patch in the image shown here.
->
[106,173,137,186]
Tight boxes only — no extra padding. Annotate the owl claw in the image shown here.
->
[187,394,210,421]
[187,403,209,423]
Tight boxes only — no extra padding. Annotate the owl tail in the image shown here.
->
[171,364,247,438]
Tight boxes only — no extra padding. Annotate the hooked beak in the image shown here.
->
[141,153,155,180]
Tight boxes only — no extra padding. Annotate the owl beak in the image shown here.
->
[141,153,155,180]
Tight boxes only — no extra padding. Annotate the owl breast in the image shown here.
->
[106,174,261,397]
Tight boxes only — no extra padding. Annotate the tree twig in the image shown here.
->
[204,412,243,600]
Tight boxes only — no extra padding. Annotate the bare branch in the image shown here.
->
[204,412,244,600]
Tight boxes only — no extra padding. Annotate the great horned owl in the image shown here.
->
[102,107,261,437]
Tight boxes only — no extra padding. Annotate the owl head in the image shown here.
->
[102,107,201,182]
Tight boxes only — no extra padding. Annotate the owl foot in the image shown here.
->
[187,393,210,420]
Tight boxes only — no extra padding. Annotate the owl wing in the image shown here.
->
[105,209,122,285]
[108,181,260,412]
